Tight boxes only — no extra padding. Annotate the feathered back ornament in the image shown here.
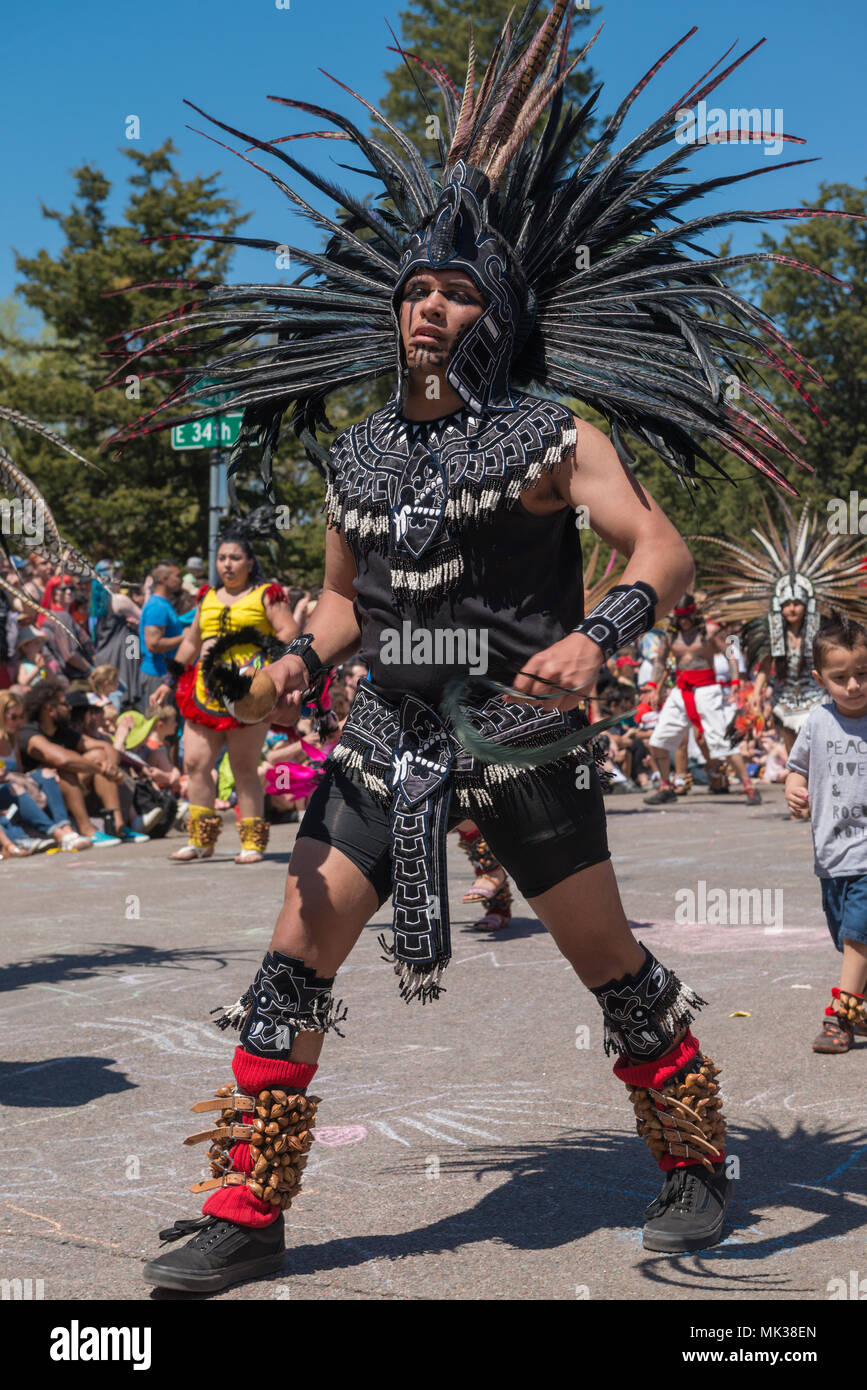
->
[0,405,100,636]
[691,494,867,662]
[102,3,861,503]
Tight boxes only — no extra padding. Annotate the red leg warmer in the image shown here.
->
[613,1032,726,1172]
[201,1048,318,1227]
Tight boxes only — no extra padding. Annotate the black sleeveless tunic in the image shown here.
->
[348,499,585,704]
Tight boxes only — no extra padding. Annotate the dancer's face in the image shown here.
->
[782,599,805,626]
[217,543,251,588]
[399,270,487,372]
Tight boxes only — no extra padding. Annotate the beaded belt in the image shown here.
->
[328,681,597,1004]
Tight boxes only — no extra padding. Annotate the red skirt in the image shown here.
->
[176,663,241,732]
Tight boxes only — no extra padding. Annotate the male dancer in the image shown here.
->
[644,597,761,805]
[109,6,836,1292]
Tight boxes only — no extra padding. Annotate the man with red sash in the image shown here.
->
[645,596,761,806]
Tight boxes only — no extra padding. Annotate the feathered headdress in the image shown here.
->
[103,1,857,500]
[691,495,867,661]
[0,405,99,633]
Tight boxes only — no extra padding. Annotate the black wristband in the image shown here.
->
[284,634,326,684]
[572,581,659,659]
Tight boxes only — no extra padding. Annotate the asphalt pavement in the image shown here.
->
[1,781,865,1302]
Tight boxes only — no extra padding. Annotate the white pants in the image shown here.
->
[650,683,734,761]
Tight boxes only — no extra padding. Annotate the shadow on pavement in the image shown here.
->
[0,943,256,996]
[455,914,547,941]
[0,1055,134,1107]
[154,1121,867,1299]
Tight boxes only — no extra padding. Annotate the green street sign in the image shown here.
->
[193,376,233,410]
[171,414,243,450]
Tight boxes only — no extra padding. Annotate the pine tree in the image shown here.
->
[0,142,251,576]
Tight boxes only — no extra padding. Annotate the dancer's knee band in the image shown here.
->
[590,943,706,1061]
[214,950,347,1058]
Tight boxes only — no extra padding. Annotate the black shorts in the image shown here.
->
[296,762,610,907]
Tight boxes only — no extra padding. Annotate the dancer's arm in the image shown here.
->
[266,526,362,720]
[506,419,693,710]
[173,607,204,669]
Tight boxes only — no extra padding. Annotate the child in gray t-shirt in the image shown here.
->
[785,613,867,1054]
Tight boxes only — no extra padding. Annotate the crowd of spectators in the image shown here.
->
[0,545,799,861]
[0,547,367,862]
[588,616,790,792]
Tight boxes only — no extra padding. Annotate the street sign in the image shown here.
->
[171,414,243,450]
[193,376,234,410]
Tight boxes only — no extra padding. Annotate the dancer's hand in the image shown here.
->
[502,633,604,712]
[242,652,310,727]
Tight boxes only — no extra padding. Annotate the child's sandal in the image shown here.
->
[812,1017,854,1054]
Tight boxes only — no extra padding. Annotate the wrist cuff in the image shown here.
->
[285,634,326,684]
[573,581,658,659]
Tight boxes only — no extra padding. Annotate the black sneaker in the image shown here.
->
[642,1163,732,1253]
[142,1214,285,1293]
[643,786,677,806]
[744,784,762,805]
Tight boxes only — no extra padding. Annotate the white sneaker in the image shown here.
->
[140,806,164,832]
[60,832,92,852]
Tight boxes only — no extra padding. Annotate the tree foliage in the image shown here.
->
[615,184,867,554]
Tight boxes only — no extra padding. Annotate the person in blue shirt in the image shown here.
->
[139,562,184,711]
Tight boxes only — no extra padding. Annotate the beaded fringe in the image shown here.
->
[325,427,576,606]
[330,737,600,813]
[377,936,448,1004]
[212,987,348,1038]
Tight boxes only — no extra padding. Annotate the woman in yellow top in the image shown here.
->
[171,526,297,863]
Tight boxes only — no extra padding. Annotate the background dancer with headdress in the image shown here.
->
[644,595,761,805]
[104,3,858,1291]
[693,499,867,756]
[165,524,297,864]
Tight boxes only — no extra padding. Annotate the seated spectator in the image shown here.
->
[614,652,639,688]
[89,664,122,712]
[761,721,789,784]
[0,689,90,851]
[13,625,56,691]
[261,686,349,818]
[339,659,368,704]
[114,705,183,795]
[18,680,137,846]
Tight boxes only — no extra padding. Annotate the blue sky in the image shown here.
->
[2,0,865,316]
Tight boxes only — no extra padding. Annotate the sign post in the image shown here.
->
[170,380,242,584]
